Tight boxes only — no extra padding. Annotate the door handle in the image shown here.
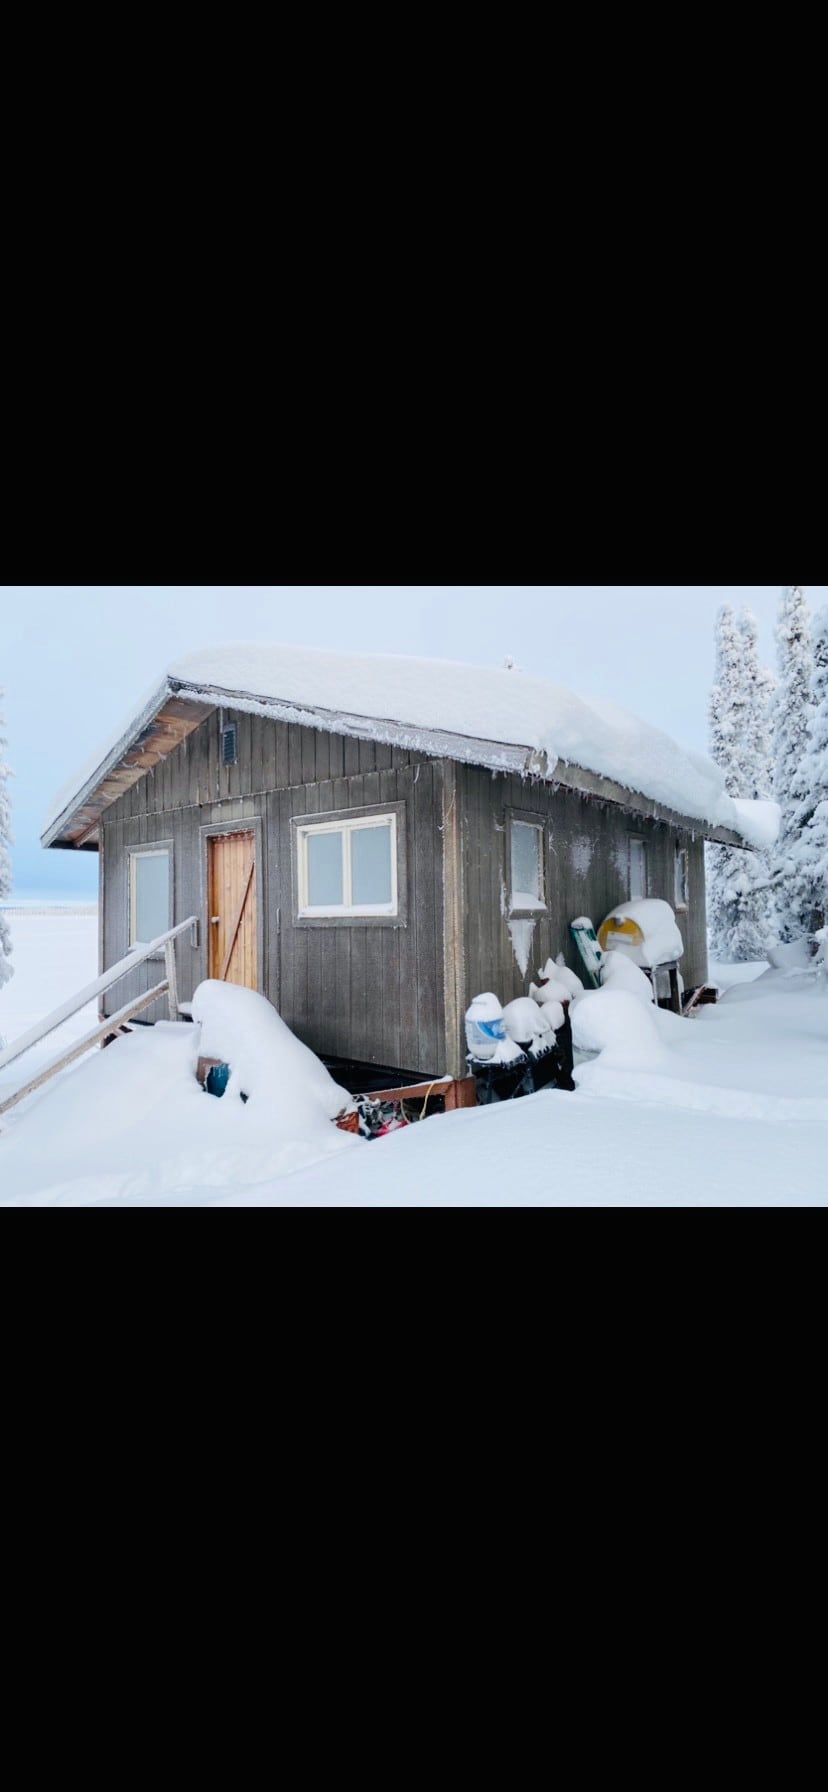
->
[211,916,221,924]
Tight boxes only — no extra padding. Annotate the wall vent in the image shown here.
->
[221,722,238,767]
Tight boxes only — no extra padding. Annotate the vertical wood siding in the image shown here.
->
[101,711,445,1073]
[456,765,709,1025]
[100,706,710,1069]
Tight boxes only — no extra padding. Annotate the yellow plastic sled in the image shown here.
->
[598,914,646,954]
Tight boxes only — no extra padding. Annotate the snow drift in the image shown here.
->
[0,991,356,1204]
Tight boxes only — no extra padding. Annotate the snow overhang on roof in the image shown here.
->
[42,644,774,851]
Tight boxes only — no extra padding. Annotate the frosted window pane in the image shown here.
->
[352,825,393,906]
[134,854,170,942]
[630,840,647,901]
[512,823,543,901]
[307,832,344,906]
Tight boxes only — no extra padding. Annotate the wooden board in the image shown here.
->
[208,830,258,989]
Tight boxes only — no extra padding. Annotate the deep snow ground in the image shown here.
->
[0,910,99,1113]
[1,915,827,1205]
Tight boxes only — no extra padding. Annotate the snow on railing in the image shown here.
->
[0,916,198,1119]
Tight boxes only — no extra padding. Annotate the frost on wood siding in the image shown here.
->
[456,765,708,1008]
[100,709,446,1074]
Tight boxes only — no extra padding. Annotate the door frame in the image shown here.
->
[200,816,266,994]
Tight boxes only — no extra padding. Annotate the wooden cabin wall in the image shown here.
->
[100,709,446,1076]
[456,766,709,1011]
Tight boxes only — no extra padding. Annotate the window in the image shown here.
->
[629,837,648,902]
[510,819,546,912]
[129,848,172,948]
[296,812,398,918]
[675,845,689,910]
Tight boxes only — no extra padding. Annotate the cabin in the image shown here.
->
[42,644,764,1084]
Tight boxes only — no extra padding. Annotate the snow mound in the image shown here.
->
[572,989,671,1072]
[600,899,684,969]
[600,952,655,1005]
[766,938,815,974]
[192,981,346,1121]
[0,1011,355,1204]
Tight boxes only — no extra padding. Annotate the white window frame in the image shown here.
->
[675,844,690,912]
[128,845,173,953]
[296,812,399,919]
[507,811,549,917]
[629,836,648,902]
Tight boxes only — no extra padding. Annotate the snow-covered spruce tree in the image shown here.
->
[789,608,828,937]
[773,585,813,941]
[740,609,775,802]
[706,606,771,961]
[0,689,12,994]
[738,607,778,934]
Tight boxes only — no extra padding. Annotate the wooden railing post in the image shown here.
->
[0,917,198,1110]
[165,938,180,1022]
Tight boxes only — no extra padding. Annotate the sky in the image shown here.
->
[1,585,822,901]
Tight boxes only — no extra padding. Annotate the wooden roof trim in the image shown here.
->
[43,683,214,849]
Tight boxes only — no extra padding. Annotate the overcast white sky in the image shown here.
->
[1,585,823,900]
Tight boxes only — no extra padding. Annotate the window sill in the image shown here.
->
[294,912,406,930]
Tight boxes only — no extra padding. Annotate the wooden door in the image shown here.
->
[208,831,258,989]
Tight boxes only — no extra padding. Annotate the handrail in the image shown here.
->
[0,916,198,1077]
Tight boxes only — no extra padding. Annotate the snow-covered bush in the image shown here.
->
[0,689,12,995]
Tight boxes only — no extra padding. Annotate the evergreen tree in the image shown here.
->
[706,606,771,960]
[739,608,777,935]
[789,608,828,936]
[740,609,775,801]
[773,585,813,940]
[0,689,12,993]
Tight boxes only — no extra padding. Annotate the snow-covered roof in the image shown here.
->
[43,642,779,849]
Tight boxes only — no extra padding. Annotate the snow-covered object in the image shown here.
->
[600,952,655,1006]
[533,999,564,1037]
[44,641,774,847]
[489,1037,528,1067]
[599,900,683,969]
[192,980,346,1121]
[465,993,507,1062]
[530,978,572,1008]
[548,959,585,1000]
[572,989,671,1071]
[0,689,12,995]
[502,998,551,1045]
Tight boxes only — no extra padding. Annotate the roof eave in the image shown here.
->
[44,672,755,852]
[42,680,184,850]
